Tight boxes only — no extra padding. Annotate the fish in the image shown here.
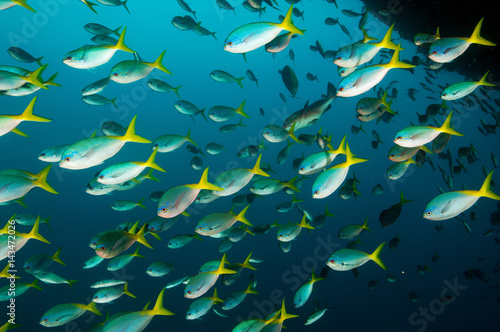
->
[208,101,249,122]
[327,242,387,271]
[428,18,495,63]
[60,115,150,170]
[63,27,134,69]
[39,302,101,327]
[210,70,245,88]
[224,4,304,54]
[147,79,182,98]
[110,51,172,84]
[294,271,324,308]
[441,71,495,100]
[338,218,371,240]
[423,171,500,221]
[311,143,368,199]
[246,69,259,87]
[157,168,223,218]
[81,77,111,96]
[222,282,258,310]
[337,45,415,97]
[379,191,412,228]
[153,129,196,153]
[92,283,135,303]
[280,65,299,97]
[414,27,440,46]
[393,112,463,148]
[7,47,43,65]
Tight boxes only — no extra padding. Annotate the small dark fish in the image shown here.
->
[306,73,319,82]
[325,17,338,25]
[246,69,259,87]
[388,234,400,249]
[352,268,360,279]
[368,280,378,290]
[409,291,419,302]
[339,23,351,39]
[342,9,362,17]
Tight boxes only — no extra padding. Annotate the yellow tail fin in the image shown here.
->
[134,223,154,249]
[14,97,51,122]
[467,18,496,46]
[344,142,369,168]
[296,214,315,230]
[368,242,387,270]
[236,205,253,226]
[477,71,496,87]
[123,282,137,298]
[251,154,270,177]
[113,26,135,53]
[146,50,172,75]
[374,23,399,50]
[26,217,50,244]
[438,112,464,136]
[149,289,175,316]
[24,65,49,90]
[275,5,305,35]
[235,252,257,270]
[118,115,151,143]
[212,254,237,275]
[384,44,415,70]
[188,167,224,191]
[235,100,250,118]
[52,247,65,265]
[478,171,500,200]
[185,129,197,146]
[33,166,59,194]
[12,0,36,12]
[141,148,166,172]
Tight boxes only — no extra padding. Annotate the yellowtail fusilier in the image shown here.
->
[311,143,368,199]
[414,27,440,46]
[63,27,135,69]
[327,242,387,271]
[147,79,182,98]
[221,282,258,310]
[94,222,153,259]
[184,254,236,299]
[39,302,101,327]
[336,45,415,97]
[81,77,111,96]
[152,129,197,153]
[97,148,165,185]
[92,282,135,304]
[423,171,500,221]
[209,70,245,88]
[393,111,463,148]
[208,101,249,122]
[441,71,495,100]
[224,4,304,54]
[298,135,347,175]
[186,288,223,320]
[276,215,315,242]
[157,168,223,218]
[196,205,252,236]
[334,24,398,68]
[173,100,207,122]
[110,51,172,84]
[59,115,150,170]
[82,94,117,108]
[293,271,324,308]
[386,158,417,180]
[99,289,174,331]
[428,18,495,63]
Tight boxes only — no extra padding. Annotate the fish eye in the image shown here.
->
[113,72,118,76]
[329,259,335,264]
[336,56,342,60]
[396,136,402,140]
[442,93,447,97]
[338,87,344,92]
[149,227,155,231]
[432,50,437,55]
[226,42,232,46]
[187,290,191,294]
[94,296,98,299]
[314,190,319,195]
[65,56,72,61]
[148,268,152,272]
[65,157,70,162]
[99,175,104,179]
[40,153,45,157]
[390,153,395,157]
[43,318,48,322]
[162,208,167,212]
[426,211,432,215]
[100,247,106,251]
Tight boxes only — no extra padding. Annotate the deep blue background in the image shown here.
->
[1,0,499,331]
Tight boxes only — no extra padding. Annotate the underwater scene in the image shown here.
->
[1,0,499,331]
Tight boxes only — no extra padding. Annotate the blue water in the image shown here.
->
[1,0,499,331]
